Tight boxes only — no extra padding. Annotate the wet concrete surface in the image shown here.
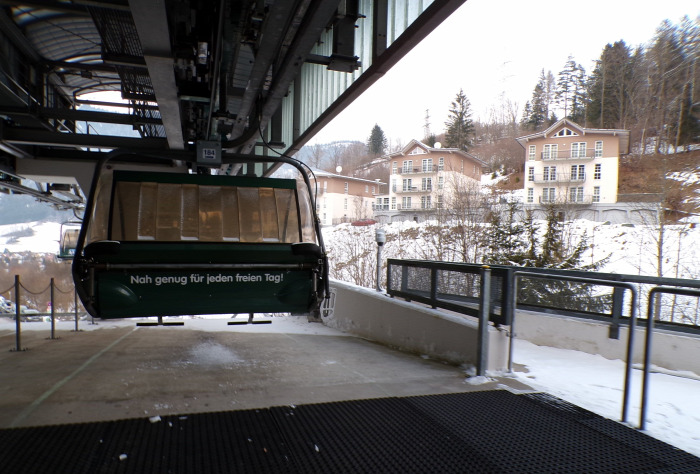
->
[0,319,532,428]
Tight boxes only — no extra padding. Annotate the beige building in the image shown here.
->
[374,140,485,223]
[516,119,630,214]
[313,170,382,226]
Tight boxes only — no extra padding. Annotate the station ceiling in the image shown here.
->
[0,0,465,207]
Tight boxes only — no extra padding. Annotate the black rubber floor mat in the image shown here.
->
[1,390,698,473]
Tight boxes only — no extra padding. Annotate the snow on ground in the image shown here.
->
[0,221,62,254]
[506,339,700,458]
[2,316,698,457]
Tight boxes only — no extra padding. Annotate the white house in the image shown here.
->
[312,170,382,226]
[373,140,485,223]
[516,119,630,220]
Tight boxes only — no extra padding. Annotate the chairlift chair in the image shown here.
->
[72,152,328,319]
[58,221,82,259]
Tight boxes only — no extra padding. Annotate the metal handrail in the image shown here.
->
[512,272,638,426]
[640,287,700,430]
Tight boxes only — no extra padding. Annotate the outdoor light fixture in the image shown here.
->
[375,228,386,291]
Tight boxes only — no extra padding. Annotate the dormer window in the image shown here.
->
[409,147,426,155]
[554,128,578,137]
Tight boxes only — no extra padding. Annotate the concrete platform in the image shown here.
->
[0,317,530,429]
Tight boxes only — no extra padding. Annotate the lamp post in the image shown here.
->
[375,228,386,292]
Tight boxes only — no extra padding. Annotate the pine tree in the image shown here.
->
[444,89,474,151]
[556,55,587,122]
[367,124,387,156]
[484,200,526,265]
[516,205,611,313]
[524,70,550,130]
[586,41,641,129]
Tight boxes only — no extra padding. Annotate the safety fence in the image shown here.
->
[386,259,700,429]
[386,260,700,335]
[1,275,90,352]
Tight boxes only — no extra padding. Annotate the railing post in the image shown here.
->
[477,266,491,377]
[609,286,624,339]
[430,267,438,309]
[13,275,23,352]
[74,287,80,332]
[50,278,56,339]
[401,264,410,301]
[500,268,514,326]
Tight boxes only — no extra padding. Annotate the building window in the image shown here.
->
[569,187,584,202]
[571,142,587,158]
[344,198,348,209]
[595,141,603,158]
[438,176,444,190]
[344,182,348,194]
[422,158,433,172]
[528,167,534,182]
[528,145,536,161]
[437,195,443,208]
[402,160,413,173]
[365,185,369,193]
[570,164,585,181]
[401,196,411,209]
[543,166,556,181]
[592,186,601,203]
[543,144,558,160]
[438,157,444,171]
[421,177,432,191]
[392,162,397,174]
[372,186,376,194]
[421,195,431,209]
[594,163,602,180]
[527,188,534,203]
[542,188,556,203]
[554,128,577,137]
[391,197,396,210]
[402,178,412,191]
[391,179,396,192]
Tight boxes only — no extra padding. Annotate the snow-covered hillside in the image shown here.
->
[323,219,700,281]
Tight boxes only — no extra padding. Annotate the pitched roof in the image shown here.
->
[381,139,487,166]
[516,119,630,154]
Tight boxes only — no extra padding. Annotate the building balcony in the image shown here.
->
[532,195,596,205]
[396,204,438,211]
[395,167,438,175]
[540,151,598,161]
[531,175,586,184]
[395,186,432,193]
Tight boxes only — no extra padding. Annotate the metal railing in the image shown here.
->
[541,150,598,161]
[386,259,700,429]
[2,275,88,352]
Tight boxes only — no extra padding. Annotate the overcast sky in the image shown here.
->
[310,0,699,147]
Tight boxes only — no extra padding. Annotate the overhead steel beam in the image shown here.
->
[0,106,162,126]
[0,179,84,209]
[128,0,184,150]
[1,128,168,150]
[236,0,341,154]
[0,9,41,63]
[0,0,130,14]
[228,0,300,141]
